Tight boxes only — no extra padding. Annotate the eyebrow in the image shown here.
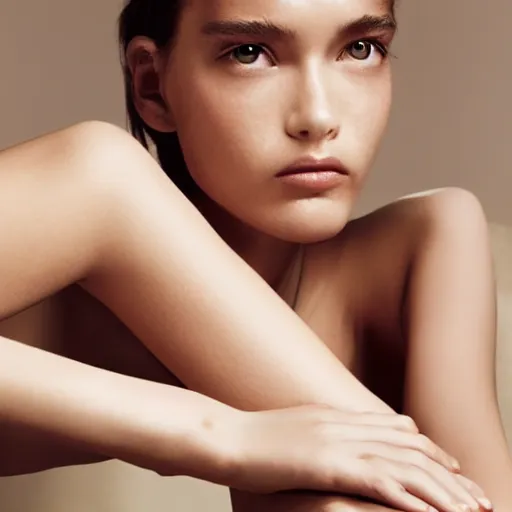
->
[201,14,397,40]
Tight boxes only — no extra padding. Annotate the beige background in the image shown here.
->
[0,0,511,511]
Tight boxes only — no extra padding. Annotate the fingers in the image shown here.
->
[301,406,492,511]
[315,408,460,473]
[378,458,482,512]
[328,459,482,512]
[338,425,459,473]
[366,445,492,511]
[315,408,459,472]
[387,433,458,473]
[346,412,421,434]
[305,406,418,433]
[456,474,493,511]
[361,474,439,512]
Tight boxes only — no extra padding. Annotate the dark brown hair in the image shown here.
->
[118,0,396,197]
[118,0,200,196]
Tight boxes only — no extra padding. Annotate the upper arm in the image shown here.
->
[335,187,490,343]
[396,192,512,505]
[376,187,495,367]
[400,187,494,344]
[0,120,149,318]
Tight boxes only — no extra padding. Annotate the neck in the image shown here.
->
[192,192,300,290]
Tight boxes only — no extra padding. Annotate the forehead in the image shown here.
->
[187,0,394,22]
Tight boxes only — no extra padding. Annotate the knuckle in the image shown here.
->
[416,434,436,456]
[363,470,395,496]
[403,464,424,482]
[314,421,337,438]
[458,475,483,494]
[398,415,418,432]
[409,449,431,469]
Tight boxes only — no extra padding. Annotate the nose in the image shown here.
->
[285,67,340,143]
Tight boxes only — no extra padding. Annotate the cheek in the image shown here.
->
[172,79,276,174]
[169,65,391,184]
[349,79,392,150]
[375,74,393,126]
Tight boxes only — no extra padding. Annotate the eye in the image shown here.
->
[345,39,388,61]
[348,41,372,60]
[232,44,260,64]
[228,44,273,67]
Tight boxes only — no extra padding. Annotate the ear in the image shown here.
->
[125,36,176,133]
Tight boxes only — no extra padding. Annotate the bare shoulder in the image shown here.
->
[334,186,486,265]
[306,187,487,334]
[49,119,137,150]
[66,120,149,159]
[300,188,488,407]
[0,120,126,159]
[0,120,151,184]
[344,186,485,248]
[58,120,157,183]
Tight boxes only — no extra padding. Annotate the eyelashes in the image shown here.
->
[220,38,391,69]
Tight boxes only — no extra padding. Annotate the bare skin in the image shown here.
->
[0,122,509,512]
[1,1,510,511]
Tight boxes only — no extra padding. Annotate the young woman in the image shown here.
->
[0,0,510,511]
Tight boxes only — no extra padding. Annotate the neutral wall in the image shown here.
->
[0,1,510,511]
[356,0,512,220]
[1,0,510,222]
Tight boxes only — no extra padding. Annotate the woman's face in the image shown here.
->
[161,0,396,243]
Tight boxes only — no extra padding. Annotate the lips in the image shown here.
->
[276,156,349,177]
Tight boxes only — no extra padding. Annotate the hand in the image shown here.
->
[219,404,492,512]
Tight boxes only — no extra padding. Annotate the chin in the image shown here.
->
[255,206,352,244]
[279,223,347,244]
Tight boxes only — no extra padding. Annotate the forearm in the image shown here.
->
[0,121,390,509]
[0,120,388,416]
[82,129,390,415]
[79,128,394,511]
[0,336,231,478]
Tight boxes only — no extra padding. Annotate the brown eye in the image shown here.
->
[347,40,373,60]
[232,44,263,65]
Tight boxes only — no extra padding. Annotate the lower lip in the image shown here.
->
[277,171,347,191]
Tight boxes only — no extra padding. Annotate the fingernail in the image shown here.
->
[452,459,461,471]
[478,498,493,510]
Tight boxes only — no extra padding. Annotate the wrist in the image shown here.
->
[0,338,241,480]
[106,377,242,482]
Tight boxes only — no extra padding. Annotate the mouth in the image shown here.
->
[276,156,350,177]
[275,156,350,193]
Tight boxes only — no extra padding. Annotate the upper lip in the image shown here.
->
[276,156,349,177]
